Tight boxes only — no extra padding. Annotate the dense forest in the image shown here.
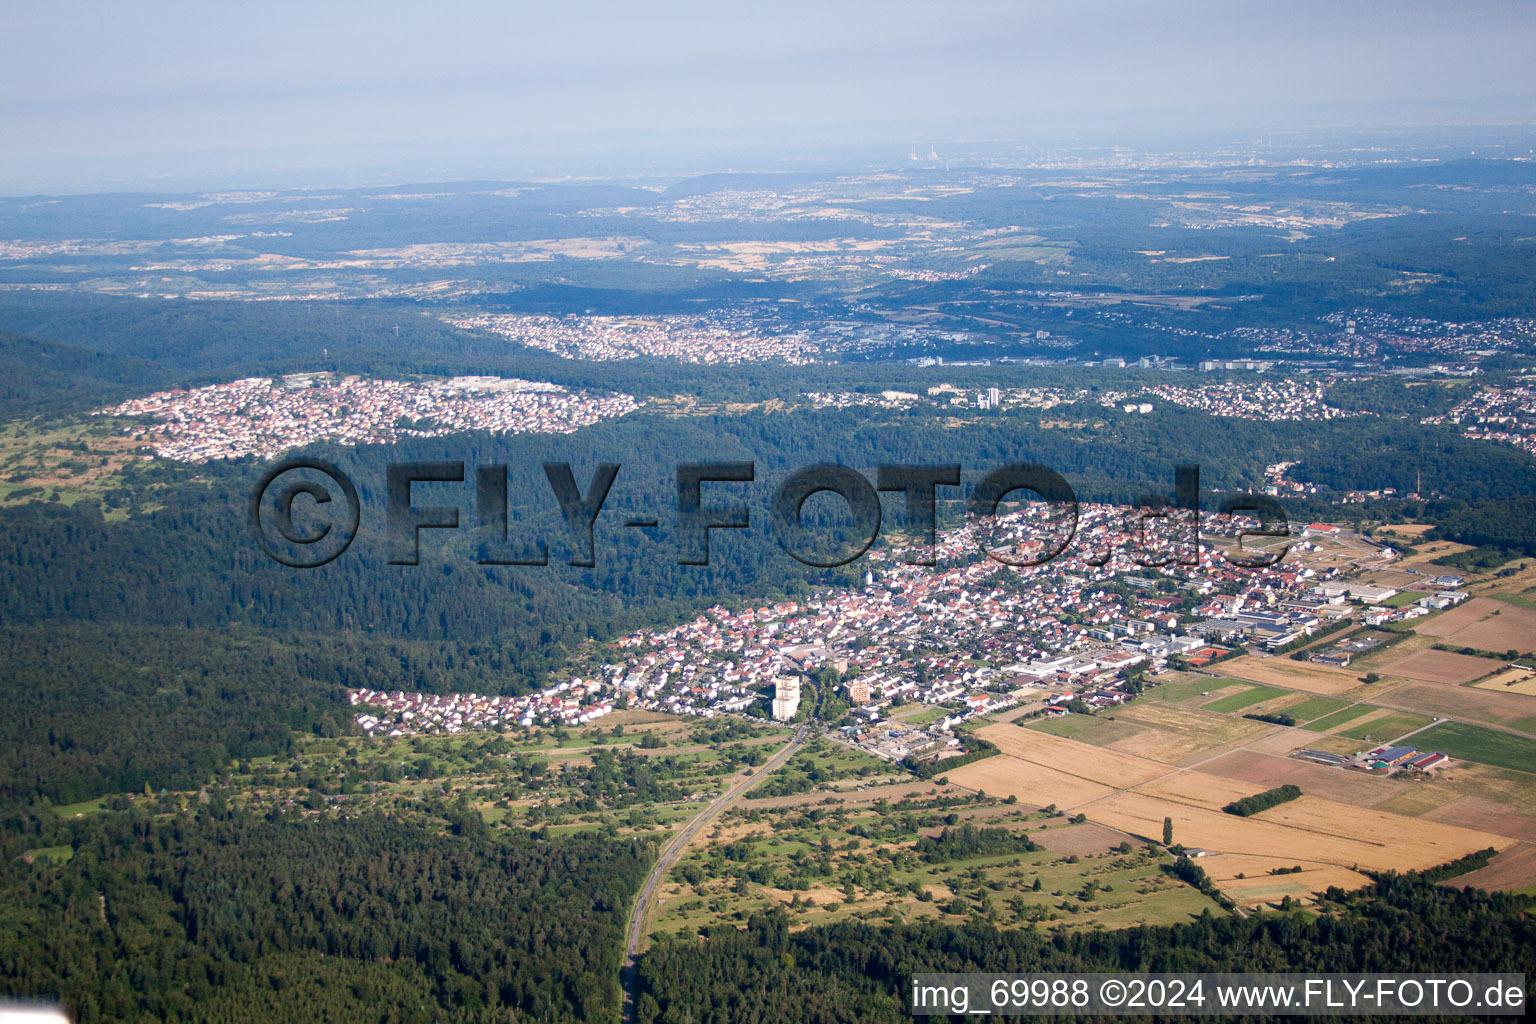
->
[0,807,648,1023]
[635,873,1534,1024]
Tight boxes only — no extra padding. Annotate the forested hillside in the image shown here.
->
[635,875,1535,1023]
[0,808,648,1024]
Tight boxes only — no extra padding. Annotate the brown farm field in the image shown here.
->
[1445,605,1536,653]
[944,755,1119,808]
[1362,568,1428,588]
[1075,701,1275,765]
[1413,598,1503,637]
[1397,540,1475,567]
[1379,523,1437,537]
[1200,854,1372,907]
[1445,842,1536,891]
[1380,648,1498,684]
[950,722,1525,895]
[1412,597,1536,648]
[1090,790,1508,875]
[1423,798,1536,843]
[1196,749,1400,807]
[973,723,1170,786]
[1030,821,1128,856]
[1217,656,1366,696]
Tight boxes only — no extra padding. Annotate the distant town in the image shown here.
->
[96,372,642,461]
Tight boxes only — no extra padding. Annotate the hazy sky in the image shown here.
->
[3,0,1535,189]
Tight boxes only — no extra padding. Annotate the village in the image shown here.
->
[804,376,1357,422]
[1422,379,1536,458]
[441,310,822,364]
[95,372,643,461]
[345,501,1466,778]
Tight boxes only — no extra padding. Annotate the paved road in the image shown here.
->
[620,725,811,1023]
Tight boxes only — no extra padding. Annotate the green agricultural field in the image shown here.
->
[1205,685,1291,714]
[1302,704,1378,733]
[1410,722,1536,774]
[1023,715,1148,746]
[1336,712,1433,742]
[892,704,951,727]
[1280,696,1355,724]
[1142,677,1231,704]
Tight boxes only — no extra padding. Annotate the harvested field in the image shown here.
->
[1381,648,1500,685]
[1363,567,1428,585]
[1399,540,1473,566]
[1379,523,1436,537]
[1089,791,1509,874]
[1371,787,1464,819]
[1130,770,1256,812]
[1442,842,1536,892]
[1197,749,1401,808]
[1414,598,1502,637]
[975,723,1170,787]
[1434,763,1536,816]
[1423,798,1536,843]
[1472,668,1536,695]
[961,721,1518,890]
[986,703,1042,723]
[1200,854,1371,906]
[1349,633,1437,669]
[945,755,1117,808]
[1444,604,1536,653]
[1218,656,1364,696]
[1413,597,1521,641]
[1108,702,1273,764]
[1024,714,1148,747]
[1241,729,1325,756]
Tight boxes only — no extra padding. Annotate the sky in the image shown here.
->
[2,0,1535,191]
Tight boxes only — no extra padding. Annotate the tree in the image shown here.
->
[1163,816,1174,846]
